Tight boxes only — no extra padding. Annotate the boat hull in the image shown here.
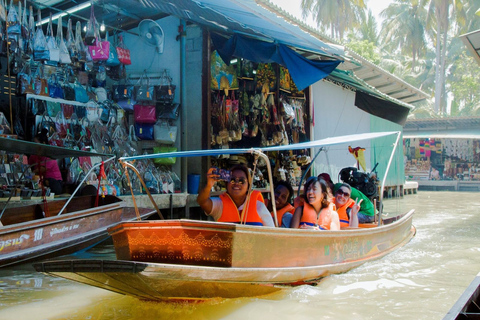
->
[34,210,415,301]
[0,196,157,267]
[444,272,480,320]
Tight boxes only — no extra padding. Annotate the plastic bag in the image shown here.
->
[33,9,49,61]
[46,13,59,62]
[0,112,12,134]
[56,15,71,64]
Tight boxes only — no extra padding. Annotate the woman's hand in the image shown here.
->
[206,167,220,189]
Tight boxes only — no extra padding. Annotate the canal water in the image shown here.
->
[0,191,479,320]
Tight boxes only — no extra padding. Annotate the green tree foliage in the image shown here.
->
[300,0,366,40]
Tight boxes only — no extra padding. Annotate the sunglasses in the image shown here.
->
[336,190,350,197]
[229,177,247,185]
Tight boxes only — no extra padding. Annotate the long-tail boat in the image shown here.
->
[0,137,158,267]
[33,131,416,301]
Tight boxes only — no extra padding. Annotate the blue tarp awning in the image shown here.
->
[211,33,341,91]
[152,0,344,58]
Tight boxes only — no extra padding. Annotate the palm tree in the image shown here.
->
[300,0,366,40]
[379,0,428,71]
[426,0,466,114]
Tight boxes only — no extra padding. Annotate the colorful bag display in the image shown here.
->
[134,104,156,123]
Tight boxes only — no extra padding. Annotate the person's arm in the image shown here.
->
[196,167,219,214]
[348,198,363,228]
[256,201,275,227]
[329,210,341,231]
[289,206,303,228]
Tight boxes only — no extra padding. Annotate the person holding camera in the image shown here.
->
[197,164,275,227]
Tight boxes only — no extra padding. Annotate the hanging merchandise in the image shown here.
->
[75,21,88,62]
[113,81,135,111]
[74,81,89,103]
[157,103,180,120]
[116,35,131,65]
[105,33,120,67]
[56,15,71,64]
[48,74,64,99]
[154,120,177,144]
[134,104,156,123]
[135,123,154,140]
[156,70,175,104]
[88,37,110,61]
[26,5,34,55]
[46,13,60,63]
[33,66,49,96]
[84,4,97,45]
[6,0,20,40]
[65,18,77,61]
[152,146,177,165]
[16,62,33,95]
[33,9,49,61]
[210,51,238,94]
[135,72,154,101]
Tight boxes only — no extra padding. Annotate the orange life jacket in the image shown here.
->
[218,190,264,226]
[271,203,295,227]
[336,198,355,228]
[299,202,334,230]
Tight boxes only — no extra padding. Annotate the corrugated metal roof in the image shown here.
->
[404,116,480,138]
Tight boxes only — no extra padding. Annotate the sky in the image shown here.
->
[269,0,394,31]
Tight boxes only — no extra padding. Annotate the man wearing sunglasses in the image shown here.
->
[197,165,274,227]
[334,182,375,224]
[333,183,363,228]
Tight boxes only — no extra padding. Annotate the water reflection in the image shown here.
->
[0,192,479,319]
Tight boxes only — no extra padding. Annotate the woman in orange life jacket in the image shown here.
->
[290,176,340,230]
[334,183,363,228]
[266,180,295,227]
[197,164,275,227]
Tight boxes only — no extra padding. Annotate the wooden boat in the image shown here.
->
[33,131,416,301]
[0,137,158,267]
[0,195,156,267]
[444,272,480,320]
[35,210,415,301]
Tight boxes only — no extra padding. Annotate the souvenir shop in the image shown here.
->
[404,138,480,181]
[0,1,329,200]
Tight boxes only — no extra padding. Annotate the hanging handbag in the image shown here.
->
[105,33,120,66]
[155,69,175,104]
[157,103,180,120]
[33,66,49,97]
[16,63,34,95]
[46,101,61,117]
[84,4,97,45]
[75,21,88,62]
[63,83,75,101]
[48,74,64,99]
[152,146,177,165]
[135,73,154,101]
[66,18,77,61]
[135,123,154,140]
[57,15,72,64]
[46,13,59,63]
[88,38,110,61]
[134,104,156,123]
[116,35,131,65]
[74,82,89,103]
[154,120,177,144]
[33,9,49,61]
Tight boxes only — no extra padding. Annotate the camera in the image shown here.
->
[213,168,231,181]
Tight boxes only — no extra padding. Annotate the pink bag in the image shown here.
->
[134,104,156,123]
[88,39,110,61]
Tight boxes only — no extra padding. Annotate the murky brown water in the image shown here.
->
[1,191,479,320]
